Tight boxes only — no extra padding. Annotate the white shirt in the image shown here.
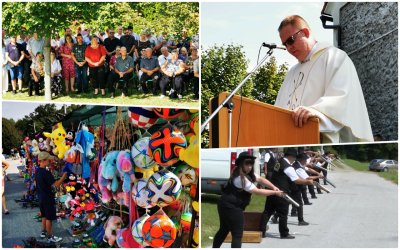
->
[275,42,373,143]
[295,162,309,179]
[232,173,259,192]
[158,53,172,67]
[51,59,61,76]
[282,158,299,182]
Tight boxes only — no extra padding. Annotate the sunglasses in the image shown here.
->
[282,29,303,47]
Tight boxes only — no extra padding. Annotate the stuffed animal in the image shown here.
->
[117,150,135,193]
[135,164,159,180]
[98,163,112,203]
[43,122,70,159]
[179,113,199,168]
[38,138,46,151]
[84,200,97,226]
[65,129,75,147]
[75,125,95,179]
[101,151,120,193]
[103,216,123,246]
[31,139,40,156]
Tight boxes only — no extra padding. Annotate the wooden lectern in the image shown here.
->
[209,92,320,148]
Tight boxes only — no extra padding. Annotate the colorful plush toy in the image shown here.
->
[98,163,112,203]
[38,137,46,151]
[43,122,70,159]
[117,150,135,193]
[65,129,75,147]
[101,151,120,193]
[103,216,123,246]
[75,125,95,179]
[31,139,40,156]
[179,113,199,168]
[135,164,159,180]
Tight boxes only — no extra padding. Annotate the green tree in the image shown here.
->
[201,44,252,147]
[251,56,288,104]
[2,2,99,101]
[2,118,23,154]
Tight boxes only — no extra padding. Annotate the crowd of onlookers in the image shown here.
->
[2,26,199,100]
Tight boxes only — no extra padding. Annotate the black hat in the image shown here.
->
[297,153,309,161]
[284,148,298,157]
[235,151,256,166]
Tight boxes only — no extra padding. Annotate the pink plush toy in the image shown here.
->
[98,163,112,203]
[103,216,123,246]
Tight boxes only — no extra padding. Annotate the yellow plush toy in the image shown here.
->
[135,164,159,180]
[179,113,199,168]
[43,122,70,159]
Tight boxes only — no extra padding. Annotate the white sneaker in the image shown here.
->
[40,231,47,238]
[178,94,183,99]
[159,95,165,98]
[48,235,63,243]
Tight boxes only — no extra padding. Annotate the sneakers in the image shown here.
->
[271,216,278,224]
[47,235,63,243]
[178,94,183,99]
[40,231,47,239]
[298,221,309,226]
[280,234,295,239]
[159,94,165,98]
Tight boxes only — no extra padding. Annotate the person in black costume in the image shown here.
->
[260,148,313,239]
[212,152,283,248]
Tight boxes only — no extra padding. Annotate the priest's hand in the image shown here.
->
[292,106,317,127]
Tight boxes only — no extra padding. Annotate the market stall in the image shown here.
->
[18,105,199,248]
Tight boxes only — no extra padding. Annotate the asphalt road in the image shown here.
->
[220,163,398,248]
[2,159,74,248]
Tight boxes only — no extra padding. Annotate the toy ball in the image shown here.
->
[132,180,154,209]
[180,212,192,233]
[153,108,184,120]
[173,163,196,186]
[148,126,187,167]
[128,107,159,129]
[189,112,199,131]
[146,169,182,207]
[142,209,177,248]
[132,214,150,246]
[131,137,155,169]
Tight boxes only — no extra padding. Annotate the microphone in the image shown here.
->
[262,43,286,50]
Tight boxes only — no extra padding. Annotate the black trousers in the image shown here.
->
[289,189,304,222]
[308,184,317,197]
[22,59,32,86]
[89,66,106,89]
[29,76,41,96]
[108,71,132,95]
[260,195,290,237]
[193,76,199,99]
[159,75,183,96]
[213,204,244,248]
[300,185,310,203]
[139,72,159,94]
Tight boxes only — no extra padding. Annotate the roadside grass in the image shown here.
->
[201,194,265,247]
[2,87,199,107]
[343,159,397,184]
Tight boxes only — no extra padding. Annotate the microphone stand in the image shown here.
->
[201,48,275,147]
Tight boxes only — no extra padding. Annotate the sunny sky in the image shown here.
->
[202,2,334,69]
[2,101,65,121]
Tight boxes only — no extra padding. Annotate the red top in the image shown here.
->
[85,45,107,68]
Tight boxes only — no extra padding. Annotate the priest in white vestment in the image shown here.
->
[274,15,374,143]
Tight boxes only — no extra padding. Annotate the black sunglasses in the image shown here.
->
[282,29,303,47]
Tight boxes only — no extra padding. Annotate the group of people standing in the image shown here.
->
[2,26,199,100]
[213,148,332,248]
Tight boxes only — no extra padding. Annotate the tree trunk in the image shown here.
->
[44,37,52,101]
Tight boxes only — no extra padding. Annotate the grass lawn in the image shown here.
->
[342,159,398,184]
[2,87,199,108]
[201,194,265,247]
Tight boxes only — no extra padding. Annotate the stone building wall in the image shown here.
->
[339,2,398,140]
